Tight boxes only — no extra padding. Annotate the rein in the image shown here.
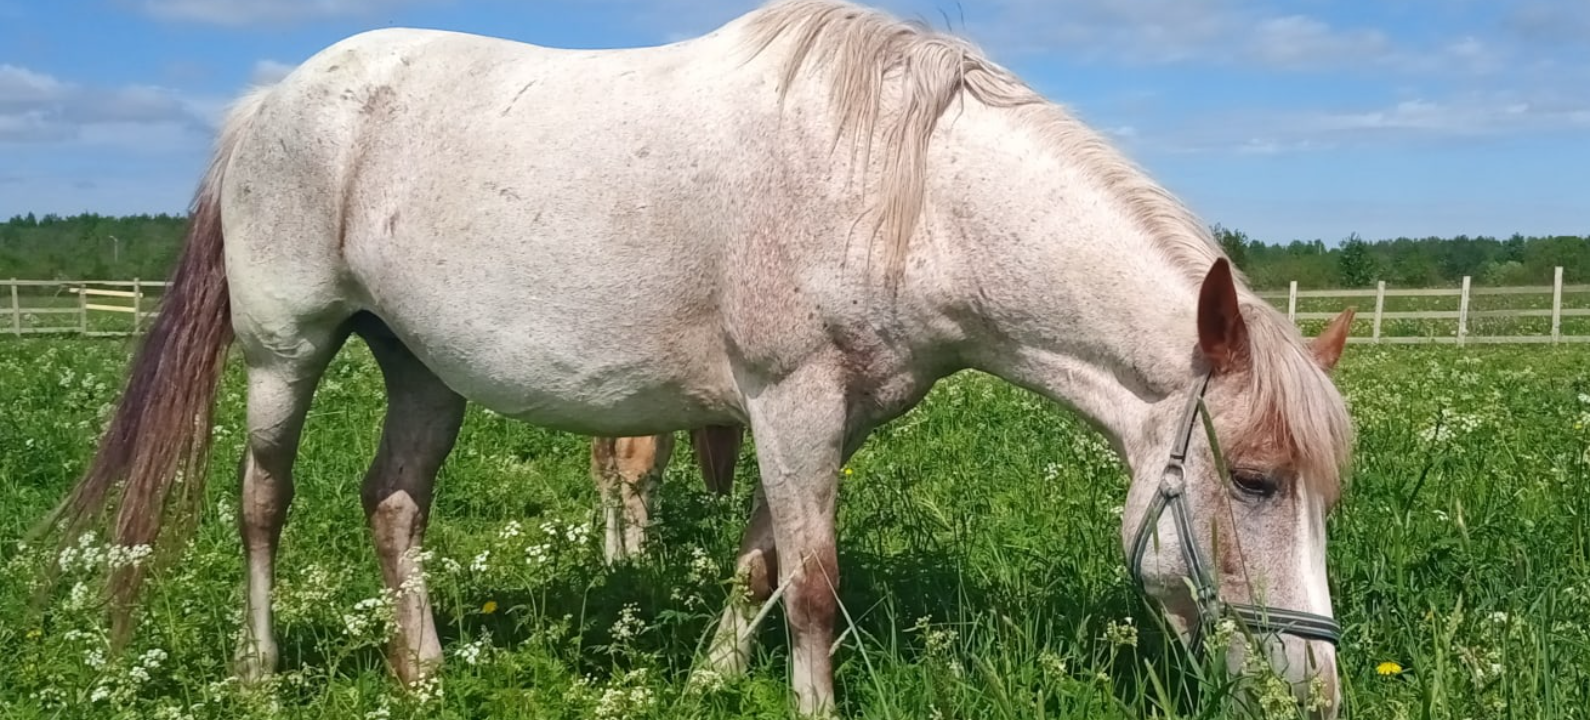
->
[1127,373,1342,650]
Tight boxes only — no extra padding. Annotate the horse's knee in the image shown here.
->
[786,545,838,631]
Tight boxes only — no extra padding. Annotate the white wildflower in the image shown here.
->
[65,581,92,611]
[499,520,522,540]
[610,603,645,644]
[686,546,716,585]
[1100,613,1138,648]
[105,543,153,570]
[452,631,492,666]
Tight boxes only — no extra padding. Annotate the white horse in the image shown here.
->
[45,0,1356,716]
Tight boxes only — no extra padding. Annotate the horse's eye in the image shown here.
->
[1231,469,1278,498]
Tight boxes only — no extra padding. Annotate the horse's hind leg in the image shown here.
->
[691,424,744,496]
[593,433,675,564]
[357,320,466,686]
[234,325,349,682]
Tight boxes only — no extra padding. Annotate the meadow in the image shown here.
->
[1,335,1588,719]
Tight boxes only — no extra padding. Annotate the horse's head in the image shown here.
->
[1124,258,1354,717]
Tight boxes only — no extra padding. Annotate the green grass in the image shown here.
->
[1,338,1588,719]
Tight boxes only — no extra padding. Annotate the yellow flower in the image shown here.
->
[842,467,853,476]
[1376,661,1403,676]
[482,600,498,615]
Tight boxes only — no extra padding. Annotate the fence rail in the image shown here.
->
[1253,266,1586,344]
[5,278,166,337]
[4,268,1587,344]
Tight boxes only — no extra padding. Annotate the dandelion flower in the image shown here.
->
[1376,661,1403,676]
[842,467,853,476]
[482,600,498,615]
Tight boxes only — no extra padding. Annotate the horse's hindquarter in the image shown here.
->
[239,28,781,435]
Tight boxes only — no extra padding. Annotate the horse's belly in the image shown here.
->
[366,293,742,437]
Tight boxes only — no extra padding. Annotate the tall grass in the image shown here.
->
[1,338,1586,718]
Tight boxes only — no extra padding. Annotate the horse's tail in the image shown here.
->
[38,86,274,643]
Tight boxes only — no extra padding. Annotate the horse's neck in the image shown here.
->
[925,104,1207,456]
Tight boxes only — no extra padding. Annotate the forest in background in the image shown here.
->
[1,212,1586,291]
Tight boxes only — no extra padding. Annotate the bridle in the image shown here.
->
[1127,372,1342,650]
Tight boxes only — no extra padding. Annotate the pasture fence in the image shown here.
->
[3,269,1587,344]
[1256,266,1589,345]
[5,278,161,337]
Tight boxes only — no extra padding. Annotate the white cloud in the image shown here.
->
[1303,96,1590,138]
[1150,93,1590,156]
[140,0,446,26]
[0,65,70,110]
[960,0,1404,71]
[0,64,214,147]
[1503,2,1590,46]
[250,59,295,86]
[1249,15,1391,69]
[970,0,1237,64]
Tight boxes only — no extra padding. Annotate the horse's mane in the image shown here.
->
[740,0,1352,500]
[739,0,1222,286]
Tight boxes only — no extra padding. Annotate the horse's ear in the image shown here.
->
[1197,258,1249,374]
[1310,307,1355,372]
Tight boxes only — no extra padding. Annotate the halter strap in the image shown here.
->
[1127,373,1342,649]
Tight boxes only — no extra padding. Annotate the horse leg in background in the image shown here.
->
[357,320,467,686]
[691,424,744,496]
[701,484,777,678]
[593,433,676,564]
[234,325,349,682]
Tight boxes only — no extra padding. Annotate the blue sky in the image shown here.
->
[1,0,1585,244]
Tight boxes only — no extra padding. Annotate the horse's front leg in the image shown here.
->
[743,366,848,718]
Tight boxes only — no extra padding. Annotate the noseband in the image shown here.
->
[1127,373,1342,649]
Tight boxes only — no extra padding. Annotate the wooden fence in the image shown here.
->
[4,268,1587,344]
[1255,266,1589,345]
[4,279,164,337]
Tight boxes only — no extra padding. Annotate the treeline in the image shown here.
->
[1,212,1586,290]
[1215,226,1589,289]
[0,212,188,283]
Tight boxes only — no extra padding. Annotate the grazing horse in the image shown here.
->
[42,0,1356,716]
[591,425,744,563]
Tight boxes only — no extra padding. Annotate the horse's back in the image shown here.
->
[218,24,789,435]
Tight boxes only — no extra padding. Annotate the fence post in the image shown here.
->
[1457,275,1470,346]
[8,278,18,337]
[1287,281,1298,322]
[132,278,142,334]
[1551,265,1564,343]
[78,283,88,336]
[1373,280,1385,344]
